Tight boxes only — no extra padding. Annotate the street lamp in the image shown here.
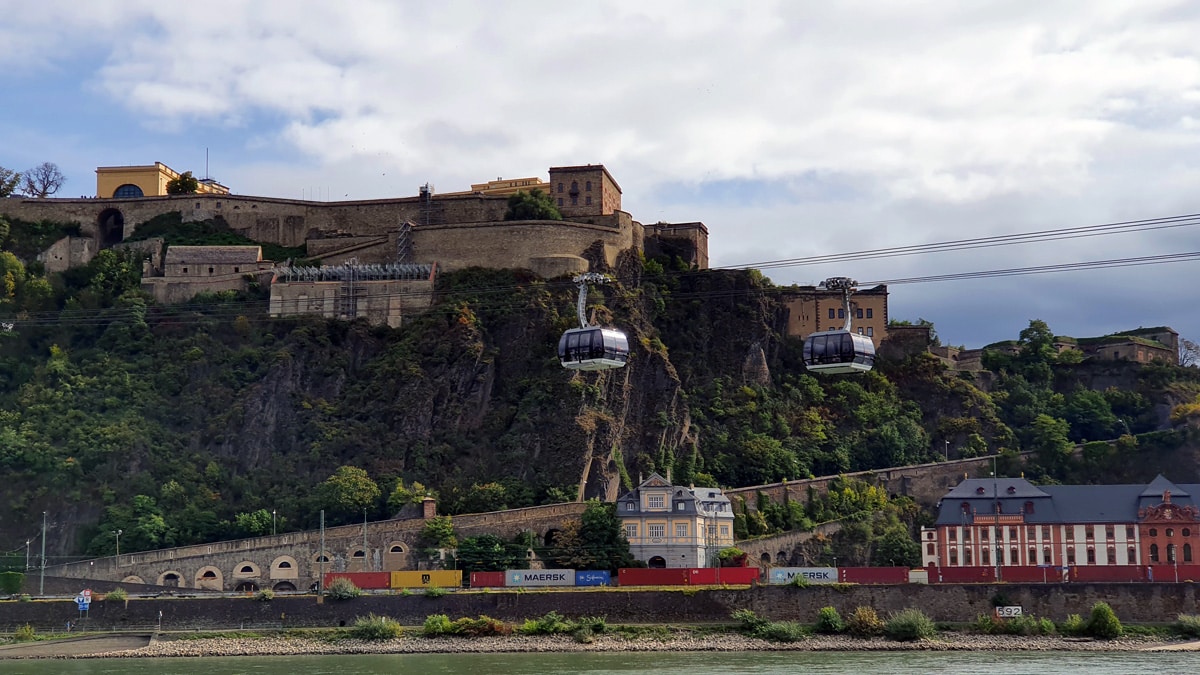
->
[272,510,277,536]
[113,529,122,558]
[944,440,950,462]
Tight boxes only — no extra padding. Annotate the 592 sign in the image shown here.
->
[994,606,1023,618]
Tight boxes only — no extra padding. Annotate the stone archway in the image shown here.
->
[194,565,224,591]
[234,581,259,592]
[121,575,145,585]
[97,208,125,247]
[158,571,184,588]
[272,581,297,592]
[648,556,667,568]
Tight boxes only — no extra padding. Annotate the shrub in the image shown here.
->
[732,608,770,633]
[105,587,128,602]
[970,613,999,634]
[254,589,274,602]
[1087,602,1123,639]
[325,577,361,600]
[451,615,511,636]
[422,614,455,637]
[756,620,808,642]
[814,606,845,634]
[846,606,884,637]
[789,575,810,588]
[1176,614,1200,638]
[519,611,574,635]
[0,572,24,595]
[884,608,936,641]
[425,586,448,598]
[14,624,35,642]
[576,616,608,634]
[351,614,402,641]
[1059,613,1087,637]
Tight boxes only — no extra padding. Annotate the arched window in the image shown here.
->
[1128,546,1136,564]
[240,565,254,573]
[964,549,972,565]
[1185,543,1193,563]
[1086,547,1095,564]
[1150,528,1158,537]
[277,561,292,569]
[1028,547,1036,564]
[1167,543,1177,563]
[352,550,366,558]
[1010,547,1019,565]
[926,543,934,555]
[1150,543,1159,562]
[202,570,217,579]
[949,549,958,565]
[1107,546,1116,565]
[390,545,404,553]
[1167,528,1174,538]
[113,184,144,198]
[585,180,592,191]
[1043,546,1052,564]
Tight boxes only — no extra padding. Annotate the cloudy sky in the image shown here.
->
[3,0,1199,349]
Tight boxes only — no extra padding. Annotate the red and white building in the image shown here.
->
[921,475,1198,568]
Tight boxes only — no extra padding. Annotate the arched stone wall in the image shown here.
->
[194,565,224,591]
[157,571,184,588]
[270,555,298,580]
[232,561,261,579]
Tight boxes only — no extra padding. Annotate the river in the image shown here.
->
[4,651,1197,674]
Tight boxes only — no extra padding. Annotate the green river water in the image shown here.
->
[0,651,1196,674]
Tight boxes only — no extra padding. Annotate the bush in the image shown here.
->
[732,608,770,633]
[846,606,884,637]
[1059,613,1087,637]
[814,606,845,634]
[105,587,128,602]
[756,620,808,642]
[0,572,24,595]
[1087,602,1123,639]
[351,614,402,641]
[451,615,511,636]
[970,613,999,634]
[422,614,455,637]
[884,608,936,641]
[325,577,361,600]
[1175,614,1200,638]
[14,624,35,642]
[519,611,574,635]
[425,586,448,598]
[254,589,274,602]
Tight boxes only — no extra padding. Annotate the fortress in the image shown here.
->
[0,163,710,280]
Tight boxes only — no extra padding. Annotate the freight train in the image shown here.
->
[322,563,1200,592]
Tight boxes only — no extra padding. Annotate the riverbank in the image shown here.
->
[10,631,1196,659]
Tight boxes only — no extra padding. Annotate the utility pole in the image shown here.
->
[39,511,47,596]
[318,510,326,602]
[363,508,369,571]
[272,510,277,536]
[992,456,1001,582]
[25,540,31,570]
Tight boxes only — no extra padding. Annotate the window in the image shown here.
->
[720,525,729,537]
[1185,528,1192,537]
[571,196,578,205]
[981,549,989,565]
[1107,546,1115,564]
[571,181,578,191]
[867,327,874,337]
[625,524,637,539]
[113,184,143,198]
[857,328,864,335]
[1150,528,1158,537]
[389,545,403,553]
[964,549,972,565]
[950,550,958,565]
[625,503,634,511]
[1105,525,1114,539]
[1128,546,1136,563]
[208,267,214,274]
[182,267,188,274]
[648,524,664,538]
[1028,547,1036,564]
[1167,528,1175,538]
[856,308,863,319]
[278,561,293,569]
[1009,527,1017,540]
[1067,548,1076,564]
[1126,525,1135,540]
[949,530,957,542]
[1186,543,1193,563]
[1042,526,1051,539]
[585,196,592,205]
[927,543,935,555]
[866,308,873,318]
[352,550,365,558]
[557,198,563,207]
[980,528,988,542]
[1150,544,1159,562]
[557,183,563,193]
[585,180,592,191]
[1010,547,1018,565]
[838,308,845,319]
[1067,527,1074,540]
[1043,547,1052,564]
[240,566,254,573]
[1086,548,1095,564]
[647,495,664,508]
[1025,502,1035,514]
[1027,526,1036,539]
[927,531,935,540]
[234,267,240,273]
[707,525,716,539]
[963,529,971,542]
[676,502,684,510]
[675,523,687,537]
[828,308,836,319]
[1168,544,1177,563]
[1085,525,1094,539]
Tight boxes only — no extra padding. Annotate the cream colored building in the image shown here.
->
[96,162,230,198]
[616,473,736,568]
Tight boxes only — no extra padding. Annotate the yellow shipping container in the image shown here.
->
[390,570,462,589]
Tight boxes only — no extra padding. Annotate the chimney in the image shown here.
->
[422,497,437,519]
[666,466,672,485]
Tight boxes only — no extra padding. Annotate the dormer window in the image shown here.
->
[1007,486,1017,494]
[648,495,664,508]
[976,487,986,495]
[1024,501,1035,514]
[624,502,634,510]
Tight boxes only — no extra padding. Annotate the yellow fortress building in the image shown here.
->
[96,162,230,198]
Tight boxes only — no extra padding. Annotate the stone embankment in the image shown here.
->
[66,633,1191,659]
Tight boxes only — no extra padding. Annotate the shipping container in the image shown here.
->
[390,570,463,589]
[707,567,760,585]
[1071,566,1144,583]
[997,566,1062,583]
[617,568,691,586]
[929,566,996,584]
[1144,565,1200,582]
[839,567,908,584]
[574,570,612,587]
[769,567,837,585]
[469,571,507,588]
[323,571,390,590]
[505,569,575,587]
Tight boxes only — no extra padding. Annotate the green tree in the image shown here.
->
[234,509,274,537]
[0,168,21,198]
[1029,414,1074,476]
[456,534,528,572]
[543,500,635,571]
[503,188,562,221]
[166,171,200,195]
[386,479,434,514]
[316,466,381,523]
[417,516,457,567]
[871,526,921,567]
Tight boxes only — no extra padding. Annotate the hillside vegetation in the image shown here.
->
[0,213,1197,560]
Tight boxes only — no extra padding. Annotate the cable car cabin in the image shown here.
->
[559,327,630,371]
[802,330,875,374]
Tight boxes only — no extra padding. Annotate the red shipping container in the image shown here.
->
[469,571,506,588]
[839,567,908,584]
[996,566,1061,583]
[1143,565,1200,582]
[617,568,690,586]
[1071,566,1145,583]
[323,571,391,590]
[929,566,996,584]
[713,567,760,585]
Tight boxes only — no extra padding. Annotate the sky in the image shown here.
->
[2,0,1199,349]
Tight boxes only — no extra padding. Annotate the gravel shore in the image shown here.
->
[69,632,1191,659]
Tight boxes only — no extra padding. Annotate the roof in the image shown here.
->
[547,164,622,193]
[935,475,1200,525]
[615,472,732,518]
[165,246,263,265]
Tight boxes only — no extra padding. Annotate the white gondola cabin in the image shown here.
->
[558,327,630,370]
[802,329,876,374]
